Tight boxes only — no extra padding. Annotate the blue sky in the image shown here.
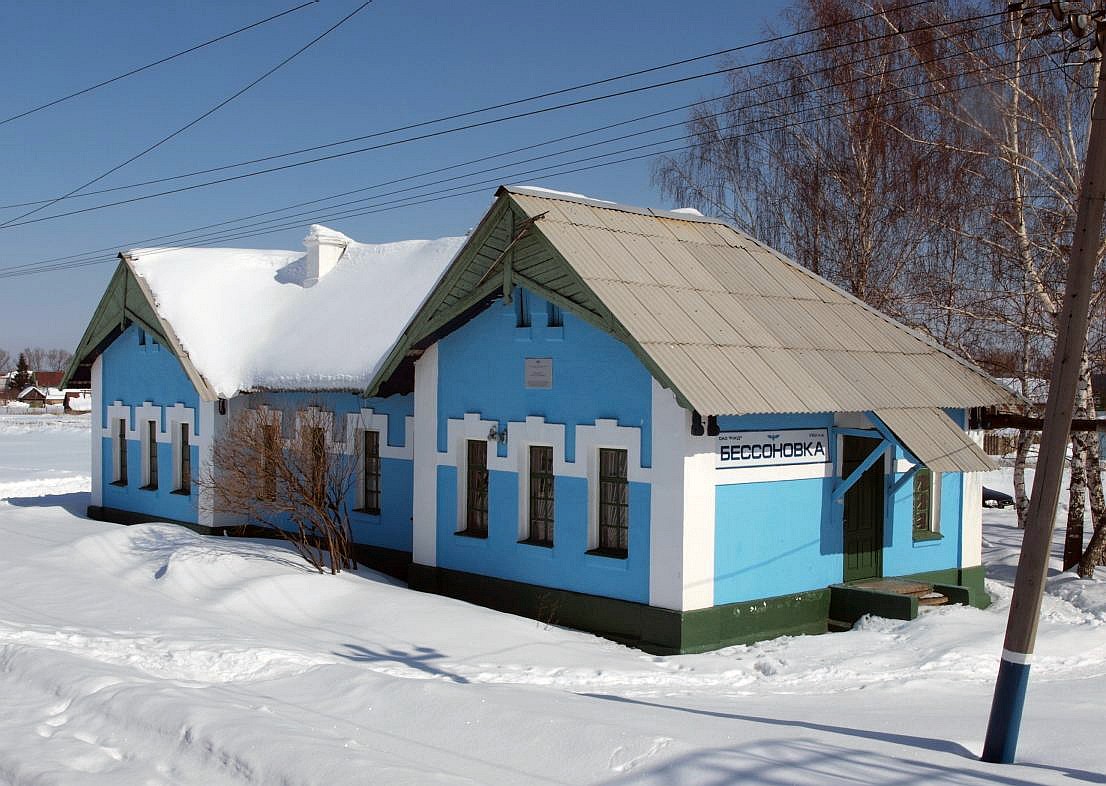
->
[0,0,788,354]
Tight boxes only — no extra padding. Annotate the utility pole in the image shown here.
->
[983,0,1106,764]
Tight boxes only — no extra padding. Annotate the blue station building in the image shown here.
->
[66,186,1013,653]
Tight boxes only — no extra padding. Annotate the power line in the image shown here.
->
[0,1,374,229]
[0,52,1064,280]
[0,0,946,211]
[91,30,1028,255]
[4,1,1018,230]
[0,1,319,128]
[2,15,1013,271]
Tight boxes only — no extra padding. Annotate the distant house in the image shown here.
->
[33,371,64,389]
[1093,373,1105,413]
[16,386,46,407]
[65,186,1014,653]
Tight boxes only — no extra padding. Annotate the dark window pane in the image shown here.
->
[261,422,279,500]
[912,468,932,532]
[598,448,628,554]
[528,445,554,545]
[146,420,158,489]
[363,430,381,514]
[118,419,128,485]
[179,423,191,492]
[466,440,488,535]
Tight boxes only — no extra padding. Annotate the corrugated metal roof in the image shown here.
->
[505,186,1012,416]
[875,408,996,473]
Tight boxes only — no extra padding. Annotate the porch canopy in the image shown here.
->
[875,407,995,473]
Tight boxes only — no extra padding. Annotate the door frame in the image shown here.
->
[838,433,886,583]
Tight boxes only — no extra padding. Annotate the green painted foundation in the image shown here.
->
[410,564,830,654]
[88,506,991,651]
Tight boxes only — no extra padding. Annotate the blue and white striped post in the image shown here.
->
[982,32,1106,764]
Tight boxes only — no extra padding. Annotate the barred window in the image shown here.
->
[115,418,128,486]
[597,448,628,555]
[527,445,554,545]
[143,420,158,490]
[178,423,191,494]
[464,439,488,536]
[308,426,326,501]
[912,468,935,535]
[260,421,279,501]
[361,430,381,515]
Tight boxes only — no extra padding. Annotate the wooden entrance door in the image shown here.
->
[842,436,884,583]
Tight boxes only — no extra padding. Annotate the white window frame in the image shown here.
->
[912,467,942,537]
[173,421,191,494]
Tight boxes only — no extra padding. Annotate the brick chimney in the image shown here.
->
[302,224,351,287]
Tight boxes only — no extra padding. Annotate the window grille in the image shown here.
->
[116,418,127,485]
[597,448,629,555]
[912,468,934,534]
[145,420,158,489]
[362,430,381,514]
[178,423,191,493]
[527,445,554,545]
[465,439,489,536]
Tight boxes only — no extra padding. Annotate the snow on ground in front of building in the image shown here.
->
[0,413,1104,784]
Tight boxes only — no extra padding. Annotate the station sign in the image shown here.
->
[716,428,829,470]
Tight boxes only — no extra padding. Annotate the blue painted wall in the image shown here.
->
[436,289,653,464]
[238,391,415,553]
[713,410,970,605]
[435,466,651,603]
[100,324,201,522]
[432,289,654,602]
[884,455,964,576]
[714,413,838,604]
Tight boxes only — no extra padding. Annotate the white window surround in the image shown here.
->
[101,400,203,492]
[913,468,942,536]
[140,418,159,488]
[172,421,190,493]
[292,406,337,450]
[437,413,648,545]
[341,408,414,460]
[355,428,382,513]
[102,401,200,445]
[111,415,128,484]
[444,413,500,534]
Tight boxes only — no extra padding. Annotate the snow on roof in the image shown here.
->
[514,185,617,204]
[128,230,465,398]
[670,207,705,216]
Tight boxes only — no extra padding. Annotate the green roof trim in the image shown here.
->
[62,256,215,399]
[365,190,693,408]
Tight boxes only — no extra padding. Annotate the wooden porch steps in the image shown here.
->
[828,578,968,631]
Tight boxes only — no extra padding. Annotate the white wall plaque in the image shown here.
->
[716,428,829,470]
[524,357,553,389]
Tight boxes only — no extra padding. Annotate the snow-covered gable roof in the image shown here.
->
[125,229,465,398]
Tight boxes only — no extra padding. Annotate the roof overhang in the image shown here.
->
[874,407,996,473]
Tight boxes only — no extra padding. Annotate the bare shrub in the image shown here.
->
[203,406,357,574]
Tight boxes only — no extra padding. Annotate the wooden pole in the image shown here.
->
[982,43,1106,764]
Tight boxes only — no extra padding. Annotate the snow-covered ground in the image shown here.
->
[1,414,1104,785]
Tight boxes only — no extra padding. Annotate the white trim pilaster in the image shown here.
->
[412,345,439,566]
[90,355,103,507]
